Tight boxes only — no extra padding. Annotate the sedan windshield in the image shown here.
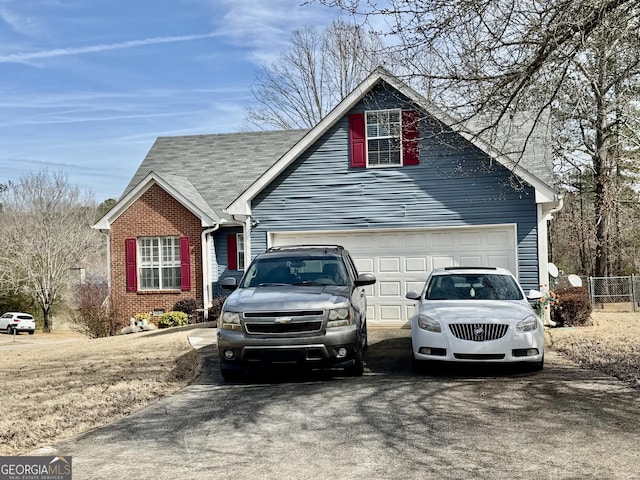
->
[426,273,524,300]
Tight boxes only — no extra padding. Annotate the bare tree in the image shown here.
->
[244,19,385,129]
[0,171,103,332]
[319,0,640,276]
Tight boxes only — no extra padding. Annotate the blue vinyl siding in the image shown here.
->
[250,84,540,291]
[211,227,243,297]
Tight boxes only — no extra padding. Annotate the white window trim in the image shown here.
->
[138,236,181,290]
[237,232,246,270]
[365,108,403,168]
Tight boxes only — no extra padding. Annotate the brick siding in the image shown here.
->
[110,184,203,322]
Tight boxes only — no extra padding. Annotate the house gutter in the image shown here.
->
[201,224,220,319]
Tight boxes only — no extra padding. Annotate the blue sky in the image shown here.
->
[0,0,340,201]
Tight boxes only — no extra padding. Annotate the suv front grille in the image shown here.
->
[449,323,508,341]
[243,310,324,335]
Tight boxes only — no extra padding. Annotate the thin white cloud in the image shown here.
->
[0,32,220,63]
[0,6,39,35]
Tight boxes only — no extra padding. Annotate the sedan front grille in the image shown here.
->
[449,323,509,342]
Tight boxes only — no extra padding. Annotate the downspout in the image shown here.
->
[201,224,220,319]
[539,194,564,326]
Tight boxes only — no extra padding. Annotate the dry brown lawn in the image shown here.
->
[0,312,638,456]
[546,311,640,389]
[0,328,201,456]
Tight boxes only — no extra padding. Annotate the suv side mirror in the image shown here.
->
[355,273,376,286]
[221,277,238,290]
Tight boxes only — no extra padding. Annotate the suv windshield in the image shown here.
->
[241,255,349,287]
[426,273,524,301]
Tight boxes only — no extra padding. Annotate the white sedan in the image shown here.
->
[407,267,544,371]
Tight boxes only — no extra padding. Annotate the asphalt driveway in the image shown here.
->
[38,328,639,480]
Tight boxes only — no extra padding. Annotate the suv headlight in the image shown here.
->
[327,308,353,328]
[417,315,441,333]
[220,311,242,331]
[516,315,539,333]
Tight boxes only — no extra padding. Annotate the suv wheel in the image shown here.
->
[221,367,244,382]
[6,326,13,335]
[361,320,369,351]
[345,347,364,376]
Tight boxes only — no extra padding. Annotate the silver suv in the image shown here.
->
[217,245,376,381]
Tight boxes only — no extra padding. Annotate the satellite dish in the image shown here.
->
[568,274,583,287]
[548,262,559,278]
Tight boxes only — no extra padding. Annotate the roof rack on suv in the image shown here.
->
[267,244,344,252]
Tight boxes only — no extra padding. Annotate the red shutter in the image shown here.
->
[180,236,191,291]
[349,113,366,168]
[125,238,137,292]
[227,234,238,270]
[402,110,419,165]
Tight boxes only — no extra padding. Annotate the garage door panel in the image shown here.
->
[433,256,454,269]
[405,257,427,272]
[488,254,511,269]
[379,257,401,273]
[459,256,482,266]
[354,258,374,273]
[379,281,402,297]
[272,226,516,325]
[459,231,482,247]
[379,305,402,321]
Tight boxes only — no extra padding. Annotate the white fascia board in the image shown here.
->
[92,172,219,230]
[225,71,386,216]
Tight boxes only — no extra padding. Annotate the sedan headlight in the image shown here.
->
[417,315,441,333]
[220,311,241,331]
[516,315,539,333]
[327,308,353,328]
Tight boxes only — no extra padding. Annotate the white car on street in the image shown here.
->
[0,312,36,335]
[407,267,544,371]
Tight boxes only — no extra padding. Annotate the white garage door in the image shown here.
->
[271,225,517,326]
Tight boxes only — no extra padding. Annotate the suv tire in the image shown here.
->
[345,347,364,376]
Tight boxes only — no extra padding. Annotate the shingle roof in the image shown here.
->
[122,129,309,214]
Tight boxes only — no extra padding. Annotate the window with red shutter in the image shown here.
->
[350,109,420,168]
[402,110,419,165]
[349,113,366,168]
[180,236,191,291]
[227,234,238,270]
[125,238,137,292]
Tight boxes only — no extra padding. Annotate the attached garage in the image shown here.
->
[271,225,517,326]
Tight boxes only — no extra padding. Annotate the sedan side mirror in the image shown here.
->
[406,290,421,301]
[527,289,543,300]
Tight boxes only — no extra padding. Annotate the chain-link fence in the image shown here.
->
[554,275,640,312]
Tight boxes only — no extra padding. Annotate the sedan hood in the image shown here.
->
[418,300,535,323]
[225,285,351,312]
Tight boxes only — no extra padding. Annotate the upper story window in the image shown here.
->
[139,236,181,290]
[365,109,402,167]
[349,109,419,168]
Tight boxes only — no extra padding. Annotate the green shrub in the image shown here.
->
[158,311,189,328]
[173,298,199,315]
[551,287,593,327]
